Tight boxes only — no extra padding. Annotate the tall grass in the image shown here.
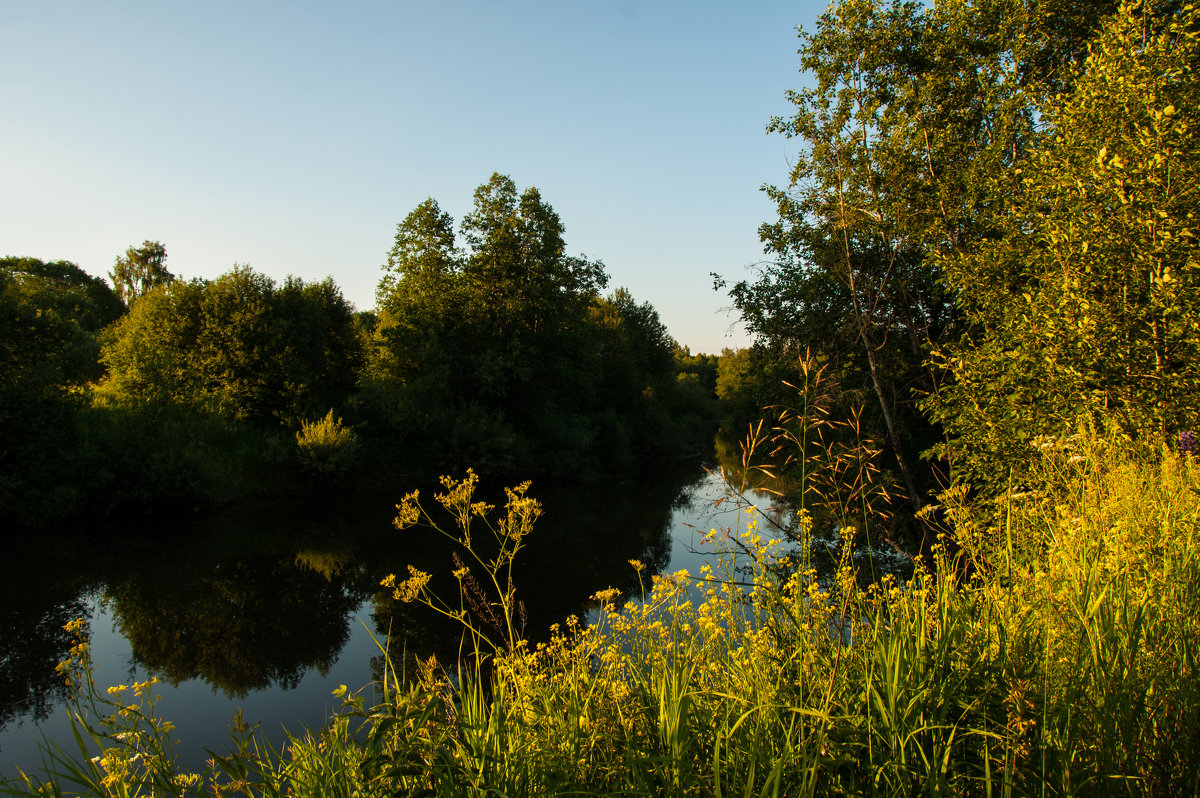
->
[4,426,1198,796]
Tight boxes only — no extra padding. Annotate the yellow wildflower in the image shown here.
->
[591,587,621,603]
[393,490,421,529]
[392,566,432,602]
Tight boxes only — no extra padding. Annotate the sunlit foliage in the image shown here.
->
[100,265,361,425]
[928,0,1200,483]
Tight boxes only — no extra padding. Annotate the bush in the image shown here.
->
[295,411,359,477]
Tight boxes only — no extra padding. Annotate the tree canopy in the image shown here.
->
[721,0,1128,503]
[110,240,173,307]
[101,266,362,425]
[0,257,128,520]
[926,0,1200,482]
[367,173,711,477]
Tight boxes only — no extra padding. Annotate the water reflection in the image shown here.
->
[367,464,704,668]
[104,556,363,698]
[0,572,87,734]
[5,457,856,773]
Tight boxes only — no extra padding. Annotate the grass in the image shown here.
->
[4,425,1199,796]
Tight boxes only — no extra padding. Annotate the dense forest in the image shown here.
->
[1,175,721,527]
[4,0,1200,792]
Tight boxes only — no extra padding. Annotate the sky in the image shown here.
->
[2,1,822,354]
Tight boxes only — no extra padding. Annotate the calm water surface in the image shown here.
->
[0,463,910,778]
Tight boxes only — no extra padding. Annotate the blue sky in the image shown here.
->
[3,1,821,354]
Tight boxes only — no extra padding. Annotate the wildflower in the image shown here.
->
[1181,430,1197,459]
[133,677,158,697]
[628,558,645,572]
[393,490,422,529]
[174,773,202,789]
[591,587,621,603]
[391,566,432,603]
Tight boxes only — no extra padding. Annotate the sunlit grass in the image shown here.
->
[4,426,1199,796]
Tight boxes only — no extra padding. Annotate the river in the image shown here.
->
[0,459,910,779]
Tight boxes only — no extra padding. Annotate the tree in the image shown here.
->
[926,0,1200,483]
[721,0,1122,507]
[110,240,173,306]
[0,257,124,386]
[369,175,613,475]
[2,257,124,333]
[0,257,127,522]
[101,265,362,425]
[367,174,710,476]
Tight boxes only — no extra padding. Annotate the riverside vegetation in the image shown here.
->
[1,177,721,527]
[4,424,1198,796]
[4,0,1200,793]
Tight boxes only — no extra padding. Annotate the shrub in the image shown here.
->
[295,411,359,477]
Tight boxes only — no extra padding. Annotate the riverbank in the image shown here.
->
[5,427,1199,796]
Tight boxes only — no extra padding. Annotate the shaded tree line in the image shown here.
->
[360,175,716,476]
[2,176,721,527]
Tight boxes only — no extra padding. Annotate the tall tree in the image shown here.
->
[110,240,173,306]
[926,0,1200,483]
[0,257,123,522]
[368,174,720,476]
[722,0,1120,507]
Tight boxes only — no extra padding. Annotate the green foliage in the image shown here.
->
[927,0,1200,483]
[2,256,124,334]
[0,257,123,393]
[589,288,716,461]
[109,240,173,307]
[101,266,362,425]
[366,178,607,475]
[295,411,359,477]
[367,174,714,478]
[0,258,124,523]
[71,401,287,509]
[722,0,1122,504]
[715,346,778,425]
[673,344,719,396]
[1,256,309,523]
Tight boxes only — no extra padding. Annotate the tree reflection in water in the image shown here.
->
[367,463,701,674]
[0,457,711,768]
[104,555,365,698]
[0,578,88,734]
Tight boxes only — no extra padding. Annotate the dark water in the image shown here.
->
[0,461,911,778]
[0,461,719,774]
